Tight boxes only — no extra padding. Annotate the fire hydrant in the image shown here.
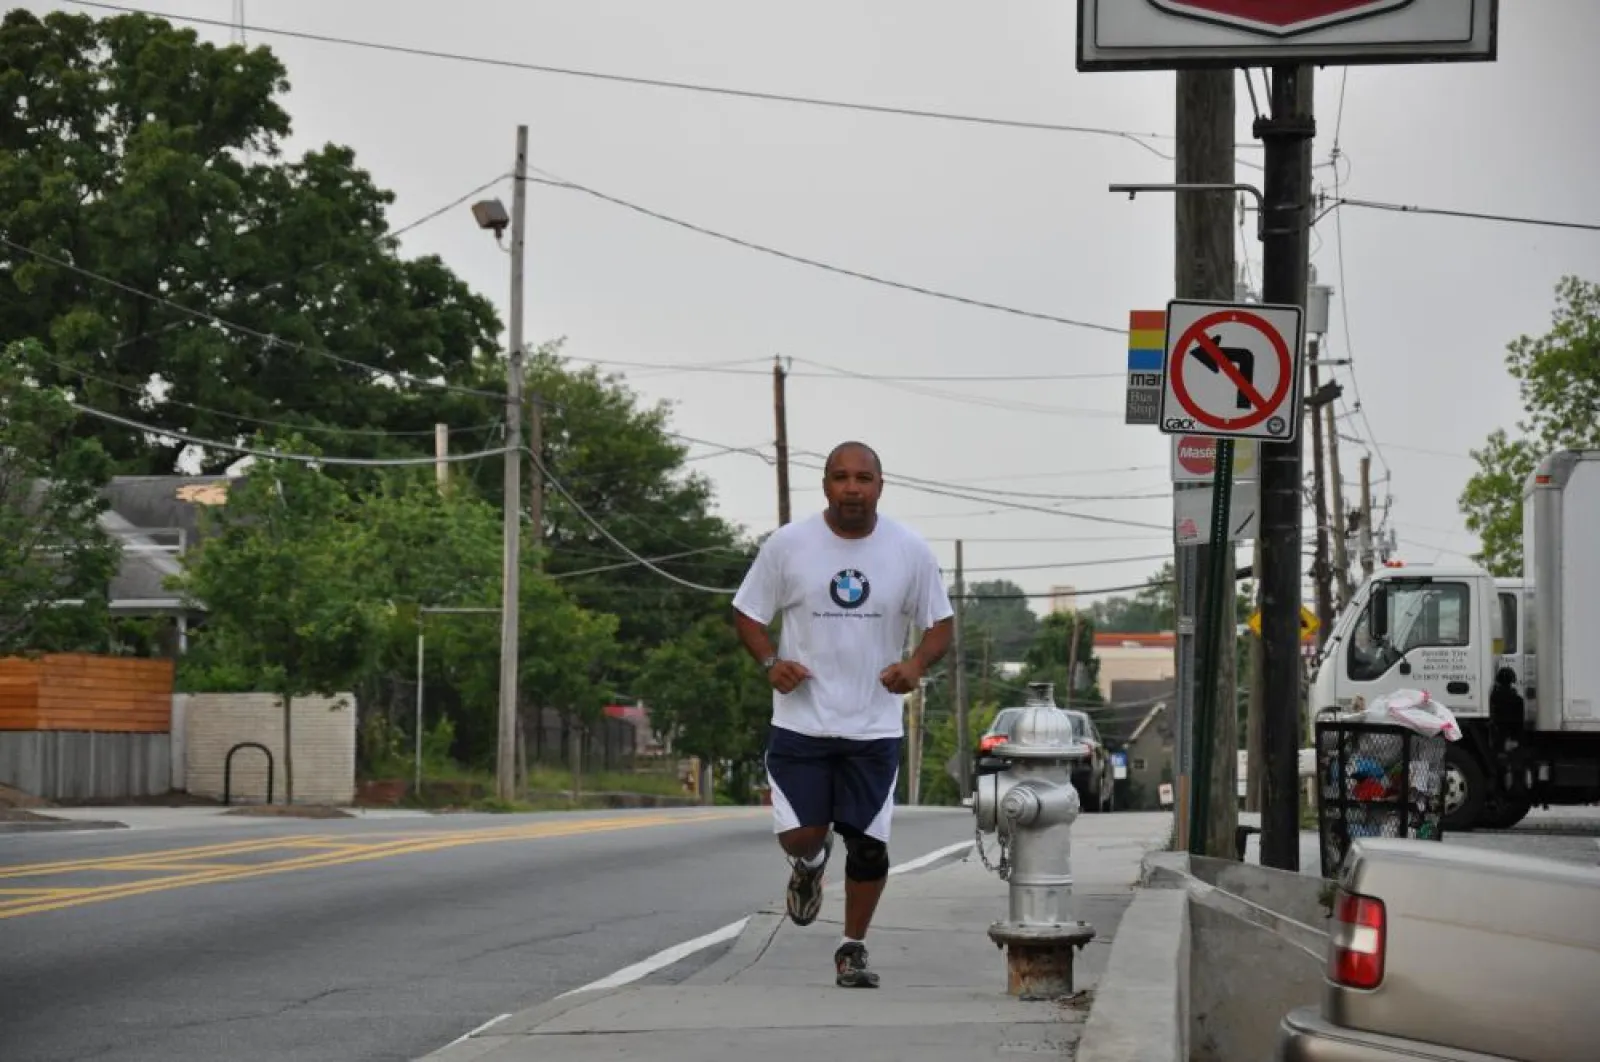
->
[973,682,1096,999]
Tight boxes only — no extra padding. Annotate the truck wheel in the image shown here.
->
[1441,744,1487,832]
[1482,792,1532,830]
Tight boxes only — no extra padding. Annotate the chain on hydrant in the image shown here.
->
[971,682,1097,1000]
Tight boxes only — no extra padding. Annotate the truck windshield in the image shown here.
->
[1348,580,1471,682]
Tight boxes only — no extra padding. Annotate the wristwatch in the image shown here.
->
[760,654,779,672]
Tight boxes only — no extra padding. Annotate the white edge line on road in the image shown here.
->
[558,916,751,998]
[557,838,976,999]
[892,839,975,875]
[442,1012,510,1048]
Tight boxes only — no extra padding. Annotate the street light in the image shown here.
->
[471,198,510,242]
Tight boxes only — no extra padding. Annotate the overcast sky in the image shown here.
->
[30,1,1600,610]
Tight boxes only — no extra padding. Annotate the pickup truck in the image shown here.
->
[1276,837,1599,1061]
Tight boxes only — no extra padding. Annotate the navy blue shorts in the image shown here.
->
[764,726,902,842]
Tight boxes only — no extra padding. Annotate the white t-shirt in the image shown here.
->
[732,512,954,740]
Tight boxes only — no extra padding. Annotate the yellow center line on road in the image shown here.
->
[0,811,748,920]
[0,834,327,879]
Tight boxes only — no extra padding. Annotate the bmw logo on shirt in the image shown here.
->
[829,569,871,610]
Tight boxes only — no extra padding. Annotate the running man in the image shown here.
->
[732,440,954,988]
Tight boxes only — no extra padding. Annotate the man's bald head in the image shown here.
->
[824,440,883,478]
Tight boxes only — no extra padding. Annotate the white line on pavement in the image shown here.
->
[442,1012,510,1048]
[557,837,976,999]
[892,839,975,874]
[560,917,751,998]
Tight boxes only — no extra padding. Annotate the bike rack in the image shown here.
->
[224,741,275,806]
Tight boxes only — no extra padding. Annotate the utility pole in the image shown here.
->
[773,356,791,526]
[1066,610,1081,702]
[495,124,529,804]
[1174,68,1238,859]
[1327,410,1351,608]
[952,539,970,797]
[1359,455,1375,581]
[1307,336,1335,649]
[434,423,449,494]
[1256,66,1316,873]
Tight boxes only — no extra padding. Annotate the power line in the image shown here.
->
[549,545,742,580]
[63,1,1188,152]
[526,170,1125,334]
[533,453,740,595]
[0,236,504,400]
[1323,83,1393,495]
[567,354,1124,383]
[70,402,515,467]
[783,454,1169,529]
[1333,196,1600,234]
[784,356,1121,419]
[958,579,1174,601]
[944,552,1172,573]
[33,350,500,440]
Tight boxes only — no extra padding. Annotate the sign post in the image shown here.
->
[1158,297,1302,856]
[1089,0,1498,871]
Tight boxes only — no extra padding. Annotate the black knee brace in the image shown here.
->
[843,834,890,882]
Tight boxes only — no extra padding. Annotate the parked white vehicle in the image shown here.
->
[1306,450,1600,831]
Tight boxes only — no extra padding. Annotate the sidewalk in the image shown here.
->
[423,811,1175,1062]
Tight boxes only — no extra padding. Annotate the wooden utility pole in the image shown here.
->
[1174,68,1238,859]
[495,124,529,803]
[1307,336,1335,649]
[1066,610,1082,702]
[1359,455,1375,581]
[435,423,449,494]
[952,540,970,797]
[773,356,791,526]
[1327,411,1352,608]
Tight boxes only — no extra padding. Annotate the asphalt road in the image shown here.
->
[0,805,973,1062]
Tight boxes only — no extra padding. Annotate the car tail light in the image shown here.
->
[1328,890,1386,990]
[979,734,1008,753]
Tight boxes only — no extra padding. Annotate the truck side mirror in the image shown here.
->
[1370,583,1389,641]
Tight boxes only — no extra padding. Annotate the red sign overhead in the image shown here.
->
[1148,0,1413,36]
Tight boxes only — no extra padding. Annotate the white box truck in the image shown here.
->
[1307,449,1600,830]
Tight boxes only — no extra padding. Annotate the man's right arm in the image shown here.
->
[731,535,811,693]
[733,608,778,665]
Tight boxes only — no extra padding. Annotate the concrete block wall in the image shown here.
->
[183,692,356,805]
[0,731,170,801]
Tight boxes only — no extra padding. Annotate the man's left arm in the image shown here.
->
[881,543,957,694]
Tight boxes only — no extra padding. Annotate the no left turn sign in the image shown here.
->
[1157,299,1305,442]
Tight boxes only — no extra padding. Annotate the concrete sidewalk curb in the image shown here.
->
[1075,888,1188,1062]
[684,911,785,986]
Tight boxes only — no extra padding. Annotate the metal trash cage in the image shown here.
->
[1314,715,1449,879]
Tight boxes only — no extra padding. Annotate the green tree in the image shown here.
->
[1021,611,1104,709]
[0,340,122,653]
[1459,276,1600,575]
[1086,563,1176,633]
[962,579,1039,662]
[530,348,752,658]
[174,444,382,803]
[0,9,501,473]
[919,699,1000,807]
[637,614,771,802]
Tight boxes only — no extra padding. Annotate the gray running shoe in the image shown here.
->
[834,941,879,988]
[785,833,832,927]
